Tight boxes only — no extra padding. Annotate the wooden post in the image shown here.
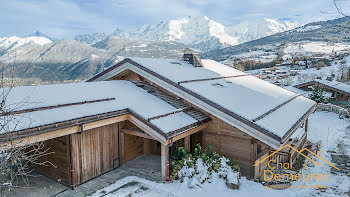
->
[305,118,308,134]
[184,136,190,151]
[120,132,125,165]
[161,144,169,181]
[144,138,151,154]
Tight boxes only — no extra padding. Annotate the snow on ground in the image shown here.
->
[247,56,350,87]
[293,25,322,33]
[90,111,350,197]
[225,50,278,63]
[283,42,350,56]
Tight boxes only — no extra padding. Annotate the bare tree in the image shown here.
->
[333,0,350,17]
[0,60,54,192]
[338,61,349,82]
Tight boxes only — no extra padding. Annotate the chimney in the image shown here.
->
[182,48,204,67]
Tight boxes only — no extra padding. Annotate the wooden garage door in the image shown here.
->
[71,123,119,185]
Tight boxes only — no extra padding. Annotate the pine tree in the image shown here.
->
[309,85,327,103]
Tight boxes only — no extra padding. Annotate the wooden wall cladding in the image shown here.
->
[123,133,145,163]
[203,115,260,179]
[71,123,119,185]
[30,136,71,186]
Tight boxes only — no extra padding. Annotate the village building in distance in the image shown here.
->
[0,51,316,189]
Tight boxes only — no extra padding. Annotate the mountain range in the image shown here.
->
[0,16,349,83]
[75,16,299,52]
[203,17,350,61]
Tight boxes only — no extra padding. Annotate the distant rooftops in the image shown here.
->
[295,79,350,96]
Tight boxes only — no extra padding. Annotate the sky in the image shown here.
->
[0,0,345,38]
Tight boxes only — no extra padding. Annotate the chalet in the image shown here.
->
[289,70,300,76]
[294,61,306,66]
[282,60,292,66]
[0,51,316,189]
[295,79,350,102]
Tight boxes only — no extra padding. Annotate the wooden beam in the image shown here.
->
[166,123,209,144]
[184,136,190,151]
[161,144,169,181]
[120,129,155,140]
[305,118,308,134]
[84,115,128,131]
[144,138,151,154]
[120,131,125,165]
[0,126,79,151]
[128,115,167,144]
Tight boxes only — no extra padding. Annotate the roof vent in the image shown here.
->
[182,48,204,67]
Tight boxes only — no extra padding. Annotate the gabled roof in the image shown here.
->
[0,81,210,143]
[88,57,316,148]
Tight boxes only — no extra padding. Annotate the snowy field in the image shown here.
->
[89,111,350,197]
[246,57,350,87]
[283,42,350,56]
[224,50,278,63]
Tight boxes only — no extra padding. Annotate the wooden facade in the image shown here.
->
[71,123,120,185]
[202,115,268,179]
[30,136,71,186]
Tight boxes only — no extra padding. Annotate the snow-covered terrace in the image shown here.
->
[0,81,208,137]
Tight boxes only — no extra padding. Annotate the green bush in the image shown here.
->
[309,84,327,103]
[169,143,240,181]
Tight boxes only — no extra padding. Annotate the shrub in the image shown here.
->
[309,84,327,103]
[169,144,240,182]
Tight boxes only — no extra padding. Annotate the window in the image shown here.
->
[257,144,262,155]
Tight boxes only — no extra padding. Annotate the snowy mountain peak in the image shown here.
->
[0,36,52,54]
[27,31,53,40]
[74,16,301,51]
[264,18,299,34]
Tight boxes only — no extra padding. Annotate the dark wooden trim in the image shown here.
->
[1,98,115,116]
[281,103,317,143]
[120,129,155,139]
[252,94,301,122]
[177,74,249,84]
[147,107,192,121]
[0,109,129,142]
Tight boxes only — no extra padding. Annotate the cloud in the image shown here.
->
[0,0,341,38]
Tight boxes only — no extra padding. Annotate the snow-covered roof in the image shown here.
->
[88,57,317,147]
[314,79,350,95]
[283,86,308,96]
[0,81,206,136]
[295,79,350,96]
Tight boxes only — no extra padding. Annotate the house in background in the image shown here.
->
[0,51,316,189]
[295,79,350,107]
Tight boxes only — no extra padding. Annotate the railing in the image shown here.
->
[253,132,307,180]
[254,149,270,180]
[269,151,290,164]
[317,103,349,118]
[290,132,307,161]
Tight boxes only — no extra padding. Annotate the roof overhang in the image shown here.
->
[0,108,209,150]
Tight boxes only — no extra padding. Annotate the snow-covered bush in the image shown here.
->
[309,85,327,103]
[170,144,240,189]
